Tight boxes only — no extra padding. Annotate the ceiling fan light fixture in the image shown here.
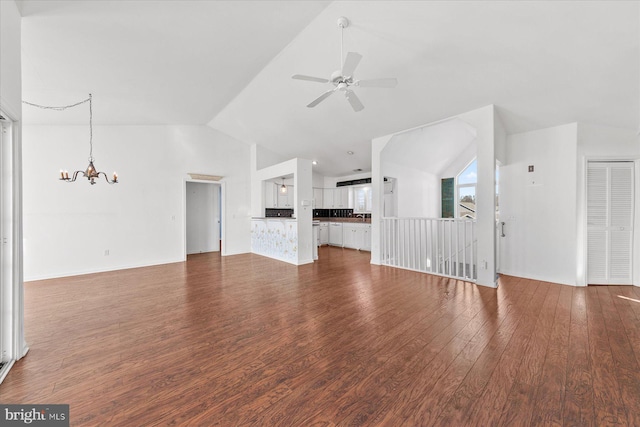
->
[292,16,397,112]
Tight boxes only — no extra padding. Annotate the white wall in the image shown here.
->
[439,141,477,181]
[255,144,287,170]
[22,125,251,280]
[494,111,508,165]
[0,0,22,112]
[381,160,439,218]
[312,172,324,188]
[500,123,578,285]
[576,123,640,286]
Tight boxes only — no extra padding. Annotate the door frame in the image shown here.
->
[182,179,225,260]
[582,156,639,287]
[0,101,28,383]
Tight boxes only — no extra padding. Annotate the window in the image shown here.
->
[353,185,372,212]
[457,159,477,219]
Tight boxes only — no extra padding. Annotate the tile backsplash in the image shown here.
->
[313,209,370,218]
[265,208,294,218]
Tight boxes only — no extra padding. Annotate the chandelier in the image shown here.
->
[23,93,118,185]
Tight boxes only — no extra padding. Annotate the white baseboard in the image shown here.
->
[0,360,15,384]
[24,258,184,282]
[498,270,577,286]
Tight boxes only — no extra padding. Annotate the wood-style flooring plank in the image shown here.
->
[597,286,640,426]
[563,287,596,427]
[463,279,550,426]
[584,286,628,426]
[496,282,561,426]
[529,284,573,426]
[424,276,534,426]
[333,283,505,426]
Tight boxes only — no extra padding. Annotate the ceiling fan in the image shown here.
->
[292,16,397,112]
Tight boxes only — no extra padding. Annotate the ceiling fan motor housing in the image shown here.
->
[331,70,353,86]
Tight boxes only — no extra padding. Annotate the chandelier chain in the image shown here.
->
[23,94,94,160]
[22,97,90,111]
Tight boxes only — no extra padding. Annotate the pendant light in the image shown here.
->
[280,177,287,194]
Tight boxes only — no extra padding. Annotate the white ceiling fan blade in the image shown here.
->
[345,90,364,112]
[292,74,329,83]
[307,88,337,108]
[341,52,362,77]
[356,78,398,88]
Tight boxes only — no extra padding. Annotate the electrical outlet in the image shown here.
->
[104,249,109,256]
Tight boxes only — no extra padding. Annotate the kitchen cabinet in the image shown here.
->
[335,187,349,208]
[313,188,323,208]
[361,224,371,251]
[264,182,278,208]
[322,187,350,208]
[277,185,294,208]
[322,188,334,209]
[343,224,357,249]
[342,223,371,251]
[329,222,343,246]
[319,222,329,245]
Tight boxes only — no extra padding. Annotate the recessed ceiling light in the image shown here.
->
[347,151,354,155]
[312,160,318,165]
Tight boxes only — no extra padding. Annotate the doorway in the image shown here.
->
[587,161,635,285]
[186,181,221,255]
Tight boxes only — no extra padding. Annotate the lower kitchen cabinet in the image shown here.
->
[342,223,371,251]
[319,222,329,245]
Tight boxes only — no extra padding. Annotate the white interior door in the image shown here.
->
[587,161,634,285]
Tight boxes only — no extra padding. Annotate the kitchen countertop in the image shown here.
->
[313,217,371,224]
[252,217,296,220]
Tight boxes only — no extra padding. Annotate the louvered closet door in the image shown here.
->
[587,162,634,285]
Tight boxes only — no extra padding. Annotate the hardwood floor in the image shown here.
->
[2,246,639,426]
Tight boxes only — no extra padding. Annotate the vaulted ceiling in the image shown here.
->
[20,1,639,177]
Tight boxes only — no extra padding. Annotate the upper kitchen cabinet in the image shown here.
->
[335,187,349,208]
[264,182,278,208]
[313,188,323,208]
[322,187,350,209]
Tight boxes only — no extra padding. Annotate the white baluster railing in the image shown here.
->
[381,217,476,282]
